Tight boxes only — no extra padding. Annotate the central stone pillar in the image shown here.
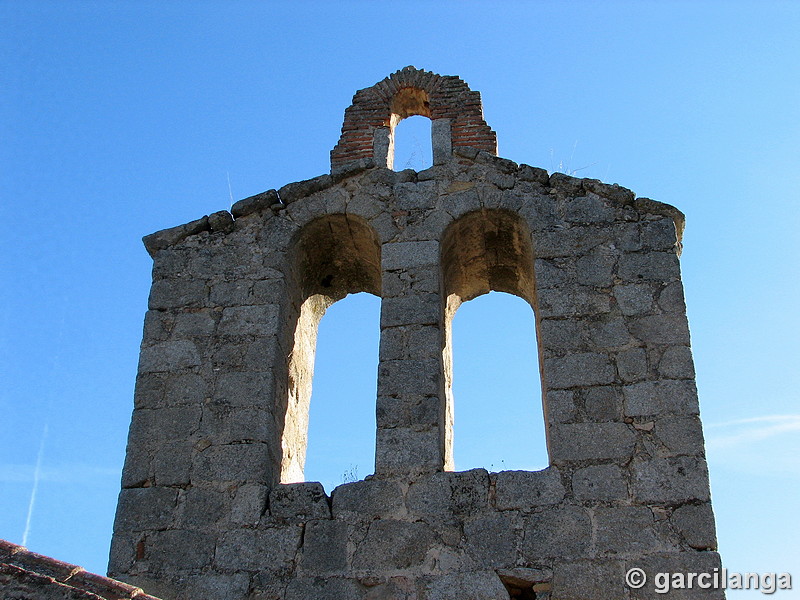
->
[375,236,448,478]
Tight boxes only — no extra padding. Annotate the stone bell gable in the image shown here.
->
[110,67,723,600]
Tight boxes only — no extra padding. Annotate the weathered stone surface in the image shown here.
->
[494,468,565,510]
[623,380,699,417]
[572,464,627,501]
[594,506,663,555]
[655,415,706,456]
[544,352,615,389]
[552,560,626,600]
[632,456,711,503]
[550,422,636,462]
[352,520,435,571]
[269,482,331,521]
[626,552,725,600]
[114,487,177,531]
[671,503,718,550]
[299,520,348,574]
[231,189,279,218]
[285,577,363,600]
[215,526,302,571]
[407,469,490,518]
[522,506,592,559]
[143,216,210,257]
[463,513,518,566]
[138,340,201,373]
[331,479,404,519]
[422,571,510,600]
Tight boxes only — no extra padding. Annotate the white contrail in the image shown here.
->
[227,171,234,209]
[22,423,48,547]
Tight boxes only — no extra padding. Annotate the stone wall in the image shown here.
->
[109,68,722,600]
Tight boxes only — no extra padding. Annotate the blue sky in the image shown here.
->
[1,1,798,594]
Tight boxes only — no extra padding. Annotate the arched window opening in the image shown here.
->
[451,291,546,472]
[281,215,381,486]
[441,209,548,472]
[392,115,432,172]
[303,292,380,492]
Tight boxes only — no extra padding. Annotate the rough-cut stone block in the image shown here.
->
[632,456,711,503]
[380,294,440,327]
[139,340,201,373]
[522,506,592,559]
[218,305,279,336]
[655,415,706,457]
[278,174,332,204]
[269,482,331,521]
[215,526,302,571]
[208,210,235,234]
[148,279,208,310]
[285,577,363,600]
[586,317,632,350]
[550,422,636,462]
[377,358,440,397]
[623,380,699,417]
[383,240,439,269]
[671,503,717,550]
[230,483,267,525]
[552,560,626,600]
[494,468,565,510]
[626,552,725,600]
[147,529,216,569]
[641,217,678,250]
[231,189,279,218]
[407,469,490,518]
[517,163,550,184]
[299,520,348,574]
[575,250,616,285]
[352,520,435,570]
[616,348,648,383]
[628,313,691,345]
[618,251,681,282]
[186,573,250,600]
[658,280,687,313]
[179,486,226,529]
[613,283,656,316]
[572,464,627,501]
[594,506,663,555]
[583,385,623,421]
[114,487,177,531]
[213,371,273,407]
[565,195,616,224]
[192,443,272,483]
[463,513,518,567]
[375,427,441,476]
[544,352,615,389]
[153,440,192,486]
[659,345,695,379]
[545,389,576,424]
[423,571,511,600]
[331,479,404,519]
[143,216,210,257]
[537,285,611,318]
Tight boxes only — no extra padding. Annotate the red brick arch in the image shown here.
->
[330,66,498,169]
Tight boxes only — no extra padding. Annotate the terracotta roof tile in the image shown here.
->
[0,538,162,600]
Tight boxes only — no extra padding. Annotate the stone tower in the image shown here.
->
[109,67,723,600]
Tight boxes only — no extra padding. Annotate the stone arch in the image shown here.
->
[440,209,545,469]
[280,214,381,482]
[330,66,498,170]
